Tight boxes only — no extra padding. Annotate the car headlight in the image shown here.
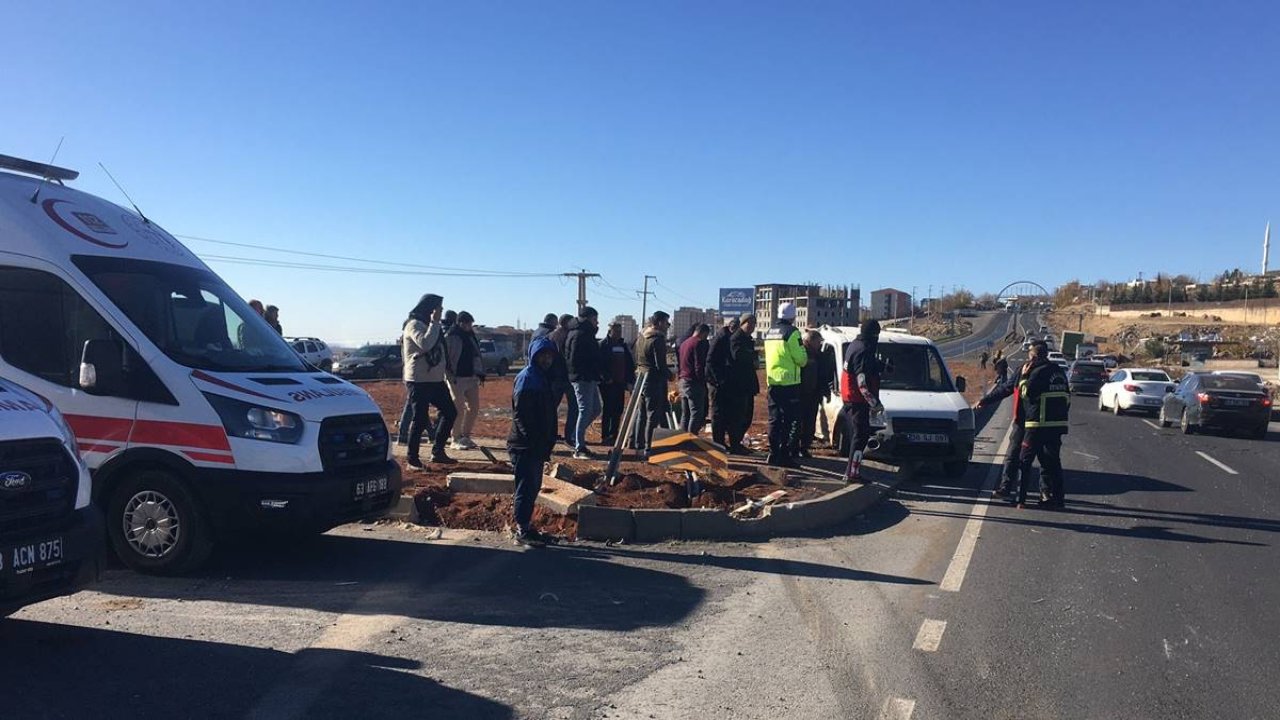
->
[204,393,305,444]
[958,408,975,431]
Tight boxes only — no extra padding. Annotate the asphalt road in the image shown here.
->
[6,370,1279,719]
[937,311,1020,359]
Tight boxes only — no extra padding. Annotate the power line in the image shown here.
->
[654,279,707,307]
[200,254,562,278]
[177,233,556,277]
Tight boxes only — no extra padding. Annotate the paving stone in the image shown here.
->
[577,505,635,541]
[535,477,598,516]
[447,472,514,494]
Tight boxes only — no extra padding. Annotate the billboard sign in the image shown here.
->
[719,287,755,317]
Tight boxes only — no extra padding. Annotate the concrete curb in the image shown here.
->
[577,466,908,543]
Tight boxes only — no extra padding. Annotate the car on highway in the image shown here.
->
[1067,360,1107,395]
[285,336,334,371]
[1098,368,1175,415]
[1161,372,1273,438]
[817,326,974,477]
[1212,370,1268,389]
[0,376,103,617]
[333,343,403,379]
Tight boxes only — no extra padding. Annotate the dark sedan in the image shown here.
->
[334,344,403,380]
[1162,372,1273,439]
[1067,360,1107,395]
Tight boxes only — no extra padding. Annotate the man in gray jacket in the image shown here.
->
[403,294,458,467]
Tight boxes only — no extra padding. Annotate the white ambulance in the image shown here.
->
[0,154,401,574]
[1,376,102,615]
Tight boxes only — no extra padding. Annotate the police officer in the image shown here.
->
[763,302,808,468]
[840,319,883,482]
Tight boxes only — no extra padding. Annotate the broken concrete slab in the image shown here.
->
[387,494,420,524]
[632,508,683,542]
[755,465,790,487]
[547,463,575,481]
[535,477,598,516]
[447,472,514,494]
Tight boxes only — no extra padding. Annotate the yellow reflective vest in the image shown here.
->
[763,323,808,387]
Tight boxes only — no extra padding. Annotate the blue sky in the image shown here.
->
[6,1,1278,343]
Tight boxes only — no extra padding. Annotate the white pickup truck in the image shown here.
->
[816,327,975,477]
[1,377,102,616]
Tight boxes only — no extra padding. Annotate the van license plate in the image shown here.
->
[2,536,64,575]
[903,432,949,444]
[353,476,388,499]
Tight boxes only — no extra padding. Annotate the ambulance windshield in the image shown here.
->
[73,256,308,373]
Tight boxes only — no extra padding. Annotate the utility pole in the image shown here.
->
[639,274,658,322]
[910,285,917,333]
[563,270,601,315]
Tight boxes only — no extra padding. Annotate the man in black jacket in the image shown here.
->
[706,316,740,447]
[508,337,559,546]
[565,307,603,458]
[599,322,635,446]
[723,314,760,455]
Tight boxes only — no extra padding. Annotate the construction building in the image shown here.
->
[869,288,913,320]
[611,314,639,345]
[754,284,861,329]
[672,307,720,341]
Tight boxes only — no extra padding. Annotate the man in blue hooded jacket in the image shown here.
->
[507,336,560,546]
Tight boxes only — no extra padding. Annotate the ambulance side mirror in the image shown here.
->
[80,339,125,396]
[955,376,967,393]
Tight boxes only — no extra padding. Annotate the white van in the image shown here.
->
[1,376,102,615]
[816,326,975,477]
[0,154,401,574]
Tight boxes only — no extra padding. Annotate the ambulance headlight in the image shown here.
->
[205,393,304,444]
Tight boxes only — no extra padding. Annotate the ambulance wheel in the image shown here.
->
[107,469,213,575]
[1181,410,1196,435]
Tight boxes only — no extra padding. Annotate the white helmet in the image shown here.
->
[778,301,797,321]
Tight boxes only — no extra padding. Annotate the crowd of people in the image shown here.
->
[393,293,901,544]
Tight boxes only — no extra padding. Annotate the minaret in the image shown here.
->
[1264,221,1271,276]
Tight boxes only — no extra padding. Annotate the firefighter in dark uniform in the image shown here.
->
[840,319,883,483]
[978,340,1069,507]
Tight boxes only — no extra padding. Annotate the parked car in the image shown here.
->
[479,337,519,376]
[333,344,403,379]
[1098,368,1175,415]
[1067,360,1107,395]
[1161,372,1272,438]
[285,336,334,371]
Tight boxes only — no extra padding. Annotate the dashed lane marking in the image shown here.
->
[912,619,947,652]
[939,422,1015,593]
[878,697,916,720]
[1073,450,1100,460]
[1141,419,1163,431]
[1195,451,1238,475]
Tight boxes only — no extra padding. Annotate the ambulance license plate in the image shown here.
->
[2,535,64,576]
[903,432,949,444]
[353,476,388,499]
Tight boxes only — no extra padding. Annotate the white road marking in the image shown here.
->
[1073,450,1100,460]
[1162,638,1173,660]
[1141,419,1163,431]
[940,423,1015,593]
[878,697,916,720]
[912,619,947,652]
[1196,451,1239,475]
